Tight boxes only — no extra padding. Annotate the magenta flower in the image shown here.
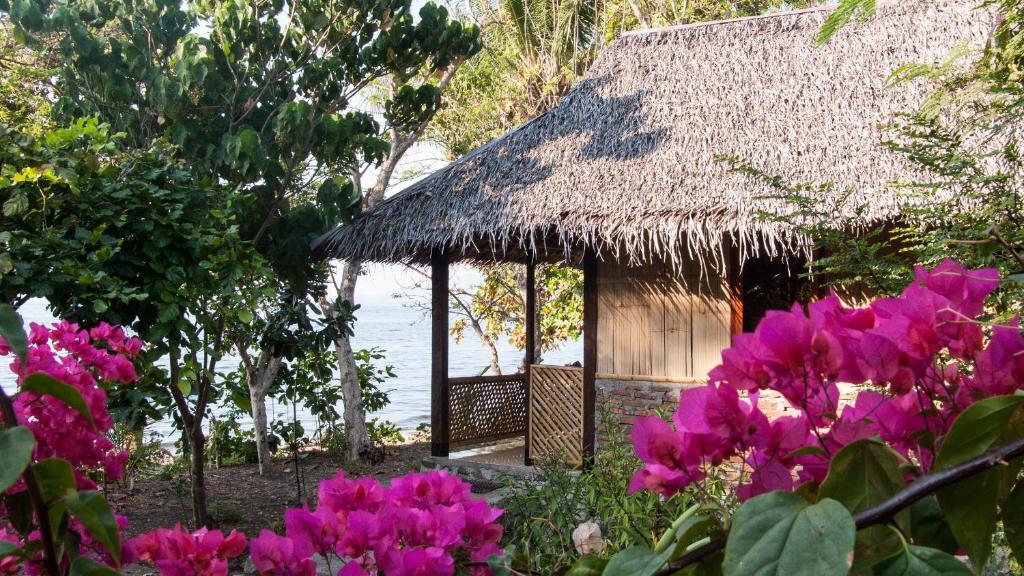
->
[631,261,1016,501]
[250,530,315,576]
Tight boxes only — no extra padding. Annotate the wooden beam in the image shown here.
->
[582,248,598,464]
[524,251,536,466]
[728,244,743,341]
[431,249,450,458]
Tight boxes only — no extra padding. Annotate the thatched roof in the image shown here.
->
[318,0,996,269]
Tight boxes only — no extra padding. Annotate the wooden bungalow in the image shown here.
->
[317,1,995,467]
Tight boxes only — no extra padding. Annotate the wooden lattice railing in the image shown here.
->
[529,365,584,465]
[449,373,527,447]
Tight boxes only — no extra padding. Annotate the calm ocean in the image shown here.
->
[4,278,583,444]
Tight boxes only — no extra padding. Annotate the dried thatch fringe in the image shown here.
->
[317,0,996,273]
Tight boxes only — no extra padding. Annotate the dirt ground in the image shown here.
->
[107,441,431,538]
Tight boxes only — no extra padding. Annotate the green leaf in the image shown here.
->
[0,304,27,361]
[0,540,19,558]
[818,439,908,571]
[565,555,608,575]
[65,491,121,564]
[68,556,119,576]
[909,496,959,554]
[35,457,76,542]
[935,396,1024,469]
[1002,480,1024,567]
[872,545,973,576]
[0,426,34,492]
[934,395,1024,571]
[35,458,76,500]
[604,545,674,576]
[4,491,33,534]
[237,309,253,324]
[723,492,855,576]
[21,373,96,427]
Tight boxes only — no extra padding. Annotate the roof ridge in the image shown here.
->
[617,5,833,38]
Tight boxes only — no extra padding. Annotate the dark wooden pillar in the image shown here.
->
[582,248,598,464]
[523,251,536,466]
[728,244,744,342]
[431,249,450,458]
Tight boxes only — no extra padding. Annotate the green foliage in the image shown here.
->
[497,411,702,573]
[108,423,166,485]
[722,492,855,576]
[207,417,278,466]
[818,439,908,571]
[450,263,584,365]
[0,426,34,492]
[934,396,1024,570]
[873,543,974,576]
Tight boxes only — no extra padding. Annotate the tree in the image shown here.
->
[3,0,480,520]
[0,117,250,528]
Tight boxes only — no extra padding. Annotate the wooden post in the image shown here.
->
[431,249,450,458]
[728,244,744,340]
[524,251,536,466]
[582,248,598,465]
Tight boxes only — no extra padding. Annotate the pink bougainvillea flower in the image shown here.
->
[250,530,315,576]
[126,524,246,576]
[632,261,1015,501]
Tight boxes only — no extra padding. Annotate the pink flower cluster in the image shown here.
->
[630,260,1022,500]
[0,320,143,574]
[0,320,143,486]
[249,470,504,576]
[126,525,247,576]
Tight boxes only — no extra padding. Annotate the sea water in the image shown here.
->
[3,276,583,445]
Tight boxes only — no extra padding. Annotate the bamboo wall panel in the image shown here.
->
[596,259,729,379]
[449,373,527,447]
[529,365,584,465]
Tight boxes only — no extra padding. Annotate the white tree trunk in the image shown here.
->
[249,354,282,475]
[335,261,371,461]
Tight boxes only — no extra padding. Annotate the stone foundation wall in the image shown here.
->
[595,378,695,446]
[594,377,833,448]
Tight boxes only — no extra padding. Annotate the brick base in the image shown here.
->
[595,377,856,447]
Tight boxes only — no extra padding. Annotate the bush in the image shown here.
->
[497,409,708,573]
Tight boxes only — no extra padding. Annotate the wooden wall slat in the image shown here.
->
[596,258,728,380]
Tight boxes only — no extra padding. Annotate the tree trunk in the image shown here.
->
[189,425,208,527]
[250,355,282,475]
[335,260,371,462]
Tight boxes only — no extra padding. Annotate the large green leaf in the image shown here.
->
[723,492,855,576]
[34,457,75,542]
[35,457,76,500]
[4,491,33,535]
[1002,480,1024,567]
[0,426,34,491]
[872,545,973,576]
[603,545,674,576]
[68,556,118,576]
[819,439,908,572]
[0,304,27,361]
[21,373,95,427]
[0,540,19,558]
[935,396,1024,470]
[65,490,121,564]
[934,395,1024,571]
[909,497,959,554]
